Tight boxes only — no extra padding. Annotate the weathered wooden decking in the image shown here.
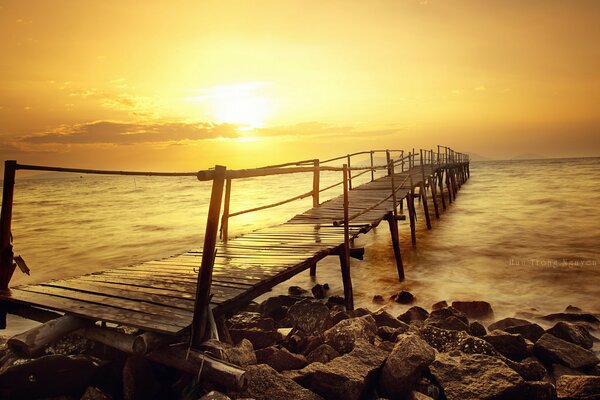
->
[0,150,469,336]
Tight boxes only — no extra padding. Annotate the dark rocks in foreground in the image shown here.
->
[534,333,599,370]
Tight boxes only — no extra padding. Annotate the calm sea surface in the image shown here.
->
[2,157,600,334]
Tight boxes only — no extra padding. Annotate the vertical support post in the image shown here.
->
[370,151,374,181]
[312,159,320,208]
[192,165,226,347]
[430,177,440,219]
[420,183,432,230]
[0,160,17,291]
[340,164,353,310]
[220,178,232,243]
[438,171,446,211]
[346,155,352,190]
[385,212,405,281]
[407,190,417,247]
[385,150,391,176]
[389,158,397,215]
[401,150,404,172]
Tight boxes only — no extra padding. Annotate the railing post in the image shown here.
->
[346,155,352,190]
[389,158,397,216]
[192,165,226,347]
[401,150,404,172]
[420,149,426,184]
[340,164,353,310]
[0,160,17,291]
[312,159,320,207]
[386,150,391,176]
[369,151,374,181]
[220,178,232,243]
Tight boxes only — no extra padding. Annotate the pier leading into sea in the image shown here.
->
[0,145,469,383]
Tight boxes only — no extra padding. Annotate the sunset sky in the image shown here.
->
[1,1,599,171]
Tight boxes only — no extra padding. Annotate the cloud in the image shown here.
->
[18,120,242,145]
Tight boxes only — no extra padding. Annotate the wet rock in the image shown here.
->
[260,296,301,320]
[326,296,346,307]
[283,334,322,355]
[258,346,308,372]
[516,381,557,400]
[534,333,600,369]
[488,317,532,331]
[123,356,165,400]
[289,286,309,296]
[547,322,594,349]
[311,284,327,299]
[326,310,350,330]
[426,307,469,325]
[350,308,372,318]
[0,354,107,399]
[379,334,436,399]
[505,357,547,381]
[288,299,330,335]
[556,375,600,399]
[324,315,377,353]
[391,290,415,304]
[483,330,528,361]
[199,391,232,400]
[372,295,385,304]
[202,338,257,367]
[398,306,430,324]
[376,325,410,342]
[451,301,494,320]
[566,305,583,313]
[288,341,387,400]
[552,363,587,381]
[418,325,497,355]
[542,312,600,327]
[229,311,276,331]
[372,309,404,328]
[306,344,340,364]
[429,352,525,400]
[505,322,546,342]
[431,300,448,310]
[240,364,323,400]
[81,386,112,400]
[229,328,280,350]
[469,321,487,337]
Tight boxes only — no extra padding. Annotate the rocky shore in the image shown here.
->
[1,286,599,399]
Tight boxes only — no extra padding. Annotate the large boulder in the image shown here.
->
[451,301,494,320]
[429,352,525,400]
[547,322,594,350]
[240,364,323,400]
[228,312,281,349]
[469,321,487,337]
[534,333,599,370]
[398,306,430,324]
[378,334,436,399]
[418,325,496,356]
[323,315,377,353]
[505,323,545,342]
[287,341,387,400]
[483,330,528,361]
[288,300,330,335]
[488,317,532,332]
[202,338,257,367]
[425,307,470,332]
[555,375,600,399]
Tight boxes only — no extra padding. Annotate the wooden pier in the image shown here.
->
[0,146,469,371]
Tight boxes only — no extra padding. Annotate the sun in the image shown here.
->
[188,82,274,128]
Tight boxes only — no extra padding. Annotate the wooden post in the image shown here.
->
[401,150,404,172]
[192,165,226,347]
[220,178,232,243]
[346,154,352,190]
[309,261,317,277]
[389,158,397,215]
[340,164,354,310]
[385,150,391,176]
[312,159,320,207]
[430,177,440,219]
[385,212,405,281]
[370,151,374,181]
[407,191,417,247]
[0,160,17,291]
[438,171,446,211]
[446,168,454,203]
[420,183,432,230]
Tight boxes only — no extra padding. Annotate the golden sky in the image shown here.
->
[1,0,599,170]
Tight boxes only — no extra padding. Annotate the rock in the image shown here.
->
[376,325,411,342]
[326,310,350,329]
[552,363,587,381]
[228,312,276,331]
[229,328,280,350]
[410,391,435,400]
[542,312,600,327]
[306,344,340,364]
[350,308,372,318]
[289,286,309,296]
[326,296,346,307]
[506,357,547,381]
[391,290,415,304]
[259,346,308,372]
[415,377,443,399]
[372,309,405,328]
[202,339,257,367]
[429,352,525,400]
[260,296,302,320]
[451,301,494,320]
[516,381,557,400]
[483,330,528,361]
[556,375,600,399]
[199,391,232,400]
[505,323,546,342]
[81,386,112,400]
[379,334,436,399]
[534,333,599,369]
[425,307,470,332]
[547,322,594,349]
[288,341,387,400]
[398,306,430,324]
[372,295,385,304]
[288,299,330,335]
[0,354,107,399]
[240,364,323,400]
[418,325,497,355]
[324,315,377,353]
[431,300,448,310]
[123,356,165,400]
[283,334,322,355]
[488,317,532,331]
[311,284,327,299]
[469,321,487,337]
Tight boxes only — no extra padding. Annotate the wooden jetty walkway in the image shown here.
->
[0,146,469,366]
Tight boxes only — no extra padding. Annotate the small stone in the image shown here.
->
[565,305,583,312]
[288,286,309,296]
[431,300,448,310]
[391,290,415,304]
[372,295,385,304]
[469,321,487,337]
[311,284,326,299]
[326,296,346,307]
[556,375,600,399]
[487,317,531,332]
[306,344,340,364]
[398,306,430,324]
[504,323,545,343]
[547,321,594,349]
[324,315,377,353]
[483,330,528,361]
[451,301,494,320]
[534,333,599,369]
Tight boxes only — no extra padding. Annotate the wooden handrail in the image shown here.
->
[226,189,314,218]
[14,163,198,177]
